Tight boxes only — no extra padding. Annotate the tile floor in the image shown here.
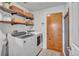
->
[38,49,61,56]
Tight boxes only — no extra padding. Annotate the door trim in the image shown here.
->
[64,8,70,47]
[64,8,71,56]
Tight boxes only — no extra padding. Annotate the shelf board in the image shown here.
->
[0,20,34,26]
[0,20,11,23]
[9,5,34,20]
[0,6,16,14]
[25,22,34,26]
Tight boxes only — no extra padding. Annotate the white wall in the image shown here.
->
[32,5,66,53]
[10,2,29,12]
[69,3,79,56]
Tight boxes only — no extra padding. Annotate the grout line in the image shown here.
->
[36,48,43,56]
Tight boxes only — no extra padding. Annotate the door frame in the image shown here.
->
[46,12,63,53]
[64,8,71,56]
[64,9,70,47]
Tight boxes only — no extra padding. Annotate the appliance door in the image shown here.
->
[23,35,37,56]
[7,34,24,56]
[37,36,40,46]
[37,34,42,46]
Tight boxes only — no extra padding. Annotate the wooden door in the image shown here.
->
[47,12,62,52]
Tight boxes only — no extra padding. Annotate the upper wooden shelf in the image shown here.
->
[0,5,34,20]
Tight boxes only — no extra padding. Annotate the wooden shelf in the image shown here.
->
[0,20,34,26]
[9,5,34,20]
[0,20,11,23]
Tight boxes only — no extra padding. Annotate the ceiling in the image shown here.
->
[17,2,66,12]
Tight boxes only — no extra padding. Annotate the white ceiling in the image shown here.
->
[17,2,66,12]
